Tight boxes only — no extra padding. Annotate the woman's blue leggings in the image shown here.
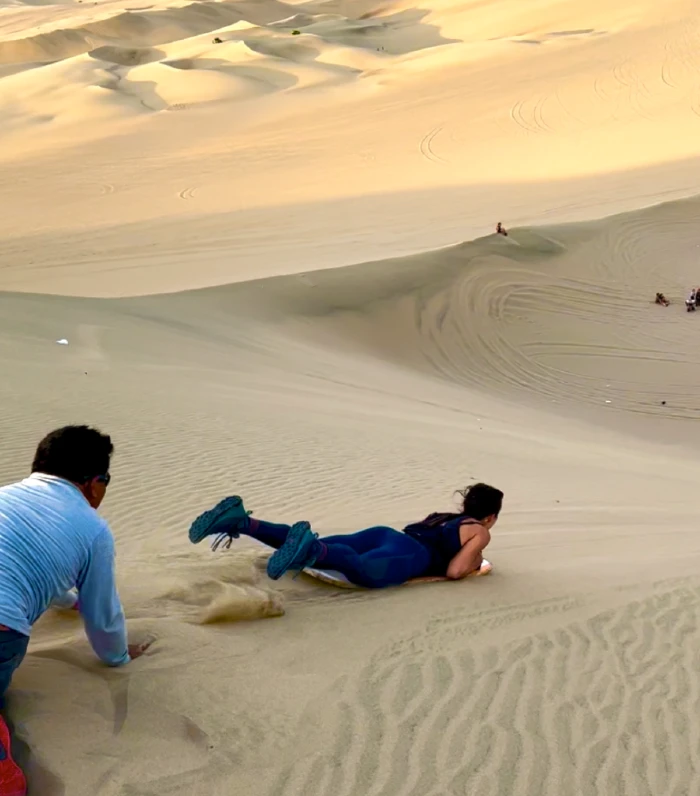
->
[247,520,431,588]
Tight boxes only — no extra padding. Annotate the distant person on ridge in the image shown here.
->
[655,292,670,306]
[496,222,508,236]
[0,426,151,791]
[188,484,502,587]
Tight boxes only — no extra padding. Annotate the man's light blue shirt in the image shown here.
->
[0,473,129,666]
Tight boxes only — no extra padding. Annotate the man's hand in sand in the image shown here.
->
[128,639,153,660]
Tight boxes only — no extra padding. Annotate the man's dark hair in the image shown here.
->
[459,483,504,520]
[32,425,113,484]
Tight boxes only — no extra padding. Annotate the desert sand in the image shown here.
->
[2,0,700,792]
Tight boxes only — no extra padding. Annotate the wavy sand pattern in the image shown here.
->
[4,0,700,793]
[271,583,700,796]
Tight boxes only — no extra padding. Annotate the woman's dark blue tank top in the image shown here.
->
[403,512,476,576]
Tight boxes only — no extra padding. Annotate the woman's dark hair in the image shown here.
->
[458,483,503,520]
[417,482,504,527]
[32,425,113,484]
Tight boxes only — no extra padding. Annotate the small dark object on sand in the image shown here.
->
[496,222,508,236]
[213,36,223,43]
[291,29,301,34]
[661,400,666,405]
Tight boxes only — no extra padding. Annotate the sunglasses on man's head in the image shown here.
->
[95,473,111,486]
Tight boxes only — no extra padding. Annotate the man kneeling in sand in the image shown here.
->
[0,426,150,788]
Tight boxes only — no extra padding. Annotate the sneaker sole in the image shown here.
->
[188,496,243,544]
[266,521,313,580]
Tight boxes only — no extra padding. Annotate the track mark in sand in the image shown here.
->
[167,103,190,112]
[689,89,700,120]
[178,186,198,200]
[611,59,653,120]
[593,72,615,105]
[552,89,586,129]
[661,23,700,95]
[661,41,678,89]
[182,715,210,749]
[98,183,115,196]
[419,127,447,164]
[509,95,552,133]
[109,679,129,736]
[269,584,700,796]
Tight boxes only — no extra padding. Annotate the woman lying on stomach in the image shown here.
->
[188,482,502,587]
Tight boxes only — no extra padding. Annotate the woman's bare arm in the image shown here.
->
[446,525,490,580]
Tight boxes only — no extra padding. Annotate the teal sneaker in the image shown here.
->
[266,521,320,580]
[188,496,252,550]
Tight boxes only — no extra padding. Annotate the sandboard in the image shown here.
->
[303,559,493,589]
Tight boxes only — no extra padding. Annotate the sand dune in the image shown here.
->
[4,193,700,791]
[2,0,700,290]
[4,0,700,793]
[0,1,397,137]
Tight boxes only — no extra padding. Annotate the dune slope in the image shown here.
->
[3,0,700,793]
[2,197,700,792]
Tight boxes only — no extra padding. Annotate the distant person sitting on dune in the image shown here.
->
[496,222,508,236]
[655,292,670,306]
[687,290,697,312]
[188,484,502,587]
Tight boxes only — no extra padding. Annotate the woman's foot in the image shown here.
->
[188,496,252,550]
[266,521,320,580]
